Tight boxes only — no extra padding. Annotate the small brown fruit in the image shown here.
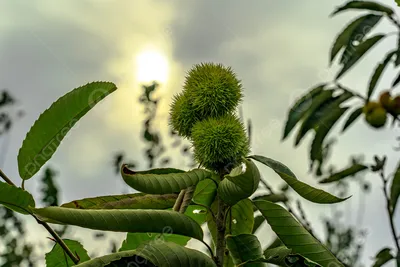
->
[379,91,392,110]
[365,106,387,128]
[388,95,400,115]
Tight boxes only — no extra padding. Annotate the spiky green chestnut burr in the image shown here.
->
[191,114,250,171]
[169,92,200,138]
[183,63,243,118]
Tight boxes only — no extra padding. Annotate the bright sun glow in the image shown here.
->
[136,49,169,83]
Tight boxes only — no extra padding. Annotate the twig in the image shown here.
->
[0,169,16,186]
[380,169,400,266]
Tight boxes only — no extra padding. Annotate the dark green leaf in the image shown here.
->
[192,179,217,207]
[0,181,35,214]
[340,14,383,65]
[61,193,177,210]
[121,166,215,194]
[75,242,217,267]
[45,239,90,267]
[218,159,260,206]
[368,51,396,100]
[249,155,348,204]
[18,81,117,180]
[254,200,344,267]
[319,164,368,184]
[261,246,322,267]
[342,107,363,132]
[252,194,288,208]
[390,162,400,213]
[372,248,394,267]
[310,107,349,164]
[392,71,400,88]
[226,234,263,265]
[119,232,188,252]
[252,215,265,234]
[336,35,386,79]
[395,35,400,66]
[331,1,394,16]
[32,207,204,241]
[283,84,325,139]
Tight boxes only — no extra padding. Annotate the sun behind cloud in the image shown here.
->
[135,49,169,84]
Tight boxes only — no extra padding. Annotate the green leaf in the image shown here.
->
[253,200,344,267]
[252,194,288,208]
[217,159,260,206]
[119,232,189,252]
[295,90,353,146]
[32,207,204,241]
[372,248,394,267]
[331,1,394,16]
[45,239,90,267]
[336,35,385,79]
[283,84,325,140]
[252,215,265,234]
[18,81,117,180]
[395,35,400,66]
[121,165,214,194]
[390,162,400,213]
[265,237,283,250]
[0,181,35,214]
[249,155,348,204]
[61,193,177,210]
[75,242,217,267]
[261,246,322,267]
[192,179,217,207]
[226,234,263,265]
[339,14,383,65]
[342,107,363,132]
[396,0,400,7]
[368,51,396,100]
[310,107,349,164]
[319,164,368,184]
[207,199,254,245]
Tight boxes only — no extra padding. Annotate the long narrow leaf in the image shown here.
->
[0,181,35,214]
[390,162,400,213]
[342,107,363,132]
[368,51,396,100]
[254,200,344,267]
[18,81,117,179]
[319,164,368,184]
[331,1,394,16]
[32,207,204,241]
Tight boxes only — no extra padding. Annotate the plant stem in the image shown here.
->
[0,168,80,264]
[216,195,227,267]
[380,169,400,266]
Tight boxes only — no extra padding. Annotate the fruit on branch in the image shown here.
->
[183,63,243,119]
[364,102,387,128]
[169,92,200,138]
[191,114,250,172]
[388,95,400,115]
[362,101,380,114]
[379,91,392,110]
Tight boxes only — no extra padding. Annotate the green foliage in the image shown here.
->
[0,181,35,214]
[18,81,117,179]
[192,179,217,207]
[225,234,263,266]
[169,92,199,138]
[32,207,204,241]
[119,232,189,252]
[319,164,368,184]
[368,51,396,100]
[371,248,394,267]
[254,200,344,267]
[342,107,363,132]
[390,161,400,212]
[191,114,250,171]
[45,239,90,267]
[262,247,321,267]
[61,193,177,210]
[184,63,243,119]
[217,159,260,206]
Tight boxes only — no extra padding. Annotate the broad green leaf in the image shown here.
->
[319,164,368,184]
[226,234,263,265]
[342,107,363,132]
[121,165,214,194]
[119,232,189,252]
[207,199,254,245]
[75,242,217,267]
[32,207,204,241]
[193,179,217,207]
[339,14,383,65]
[0,181,35,214]
[252,215,265,234]
[368,51,396,100]
[184,204,208,226]
[390,162,400,212]
[283,84,325,140]
[336,35,385,79]
[261,246,322,267]
[254,200,344,267]
[294,89,334,146]
[218,159,260,206]
[295,91,353,146]
[311,107,349,164]
[372,248,394,267]
[18,81,117,180]
[45,239,90,267]
[61,193,177,210]
[331,1,394,16]
[249,155,348,204]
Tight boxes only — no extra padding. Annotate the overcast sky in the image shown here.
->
[1,0,400,266]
